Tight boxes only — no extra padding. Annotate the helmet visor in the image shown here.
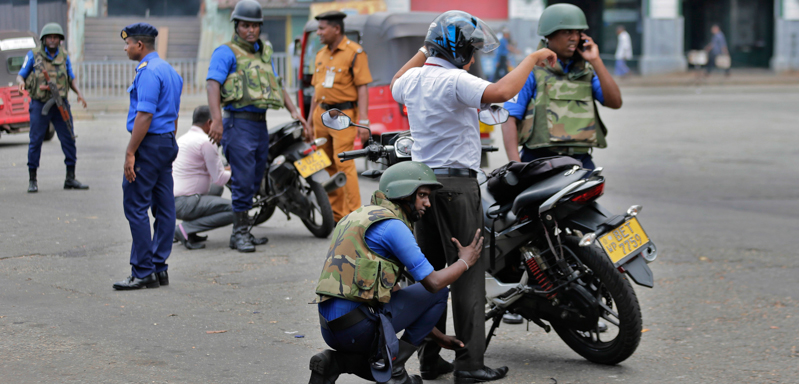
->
[432,12,500,54]
[469,18,500,53]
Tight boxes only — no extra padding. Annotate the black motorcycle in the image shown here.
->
[248,120,344,238]
[321,108,658,365]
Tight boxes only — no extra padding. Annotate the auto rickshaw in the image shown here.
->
[299,11,492,165]
[0,30,54,141]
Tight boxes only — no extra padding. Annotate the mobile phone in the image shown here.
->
[577,39,587,51]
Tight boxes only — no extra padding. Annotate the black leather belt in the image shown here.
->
[319,305,369,332]
[432,168,477,178]
[320,101,355,111]
[223,110,266,122]
[145,131,174,137]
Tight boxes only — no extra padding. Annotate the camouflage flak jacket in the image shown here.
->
[220,34,284,110]
[25,45,70,101]
[517,51,607,152]
[315,191,413,305]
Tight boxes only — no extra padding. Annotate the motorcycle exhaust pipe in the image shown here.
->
[323,172,347,193]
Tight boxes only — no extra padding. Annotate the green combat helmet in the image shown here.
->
[39,23,65,41]
[537,3,588,37]
[379,161,443,200]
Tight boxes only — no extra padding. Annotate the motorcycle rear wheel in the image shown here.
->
[300,179,335,238]
[551,236,642,365]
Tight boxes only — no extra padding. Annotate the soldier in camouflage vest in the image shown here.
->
[309,162,484,384]
[16,22,89,193]
[205,0,309,252]
[501,3,622,170]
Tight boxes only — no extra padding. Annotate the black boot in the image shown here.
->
[229,211,255,253]
[309,350,374,384]
[64,165,89,190]
[383,341,422,384]
[28,168,38,193]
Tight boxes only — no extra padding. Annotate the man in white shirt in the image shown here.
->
[614,25,633,77]
[391,11,555,383]
[173,106,234,250]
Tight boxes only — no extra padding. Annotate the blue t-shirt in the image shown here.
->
[496,37,509,57]
[18,48,75,80]
[206,43,277,113]
[504,59,605,121]
[126,52,183,134]
[318,219,435,321]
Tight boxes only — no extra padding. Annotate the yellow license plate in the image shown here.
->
[294,149,332,178]
[598,217,650,265]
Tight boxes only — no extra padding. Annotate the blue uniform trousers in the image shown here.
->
[221,117,269,212]
[320,284,449,353]
[123,133,179,278]
[27,99,77,169]
[520,147,596,170]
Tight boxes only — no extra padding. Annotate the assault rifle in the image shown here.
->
[35,56,76,139]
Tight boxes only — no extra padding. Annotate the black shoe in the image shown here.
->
[112,273,160,290]
[64,165,89,190]
[502,313,524,324]
[249,233,268,245]
[188,233,208,242]
[157,271,169,286]
[230,212,255,253]
[175,224,205,250]
[385,367,422,384]
[28,168,38,193]
[309,350,340,384]
[420,356,454,380]
[453,366,509,384]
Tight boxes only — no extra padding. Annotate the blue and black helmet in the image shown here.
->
[424,11,500,68]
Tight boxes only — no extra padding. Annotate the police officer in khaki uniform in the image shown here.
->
[306,11,373,222]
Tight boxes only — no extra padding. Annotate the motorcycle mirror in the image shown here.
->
[361,169,383,179]
[478,105,510,125]
[321,109,353,130]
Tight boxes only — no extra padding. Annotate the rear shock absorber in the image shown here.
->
[520,246,557,299]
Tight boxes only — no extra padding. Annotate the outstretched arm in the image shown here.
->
[482,48,556,104]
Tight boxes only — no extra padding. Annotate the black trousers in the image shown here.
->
[415,175,485,371]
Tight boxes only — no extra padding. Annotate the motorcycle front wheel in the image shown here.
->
[300,179,335,238]
[551,236,643,365]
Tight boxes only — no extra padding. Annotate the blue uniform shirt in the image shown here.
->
[319,219,435,321]
[206,43,277,113]
[496,37,509,57]
[504,59,605,121]
[18,48,75,80]
[127,52,183,134]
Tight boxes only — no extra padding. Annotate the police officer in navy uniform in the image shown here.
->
[15,22,89,193]
[113,23,183,290]
[206,0,308,253]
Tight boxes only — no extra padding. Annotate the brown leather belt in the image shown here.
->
[319,101,355,111]
[432,168,477,178]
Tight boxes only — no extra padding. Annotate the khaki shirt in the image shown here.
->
[312,37,372,104]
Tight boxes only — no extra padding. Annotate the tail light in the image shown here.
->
[570,182,604,203]
[399,103,407,117]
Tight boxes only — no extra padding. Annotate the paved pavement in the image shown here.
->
[1,85,798,383]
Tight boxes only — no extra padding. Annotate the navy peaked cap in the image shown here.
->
[121,23,159,39]
[315,11,347,21]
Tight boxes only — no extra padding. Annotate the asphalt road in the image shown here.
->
[1,85,798,384]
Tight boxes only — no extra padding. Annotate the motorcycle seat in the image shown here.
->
[511,170,588,215]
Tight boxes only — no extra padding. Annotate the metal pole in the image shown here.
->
[30,0,38,34]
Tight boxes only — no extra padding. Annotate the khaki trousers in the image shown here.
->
[312,106,361,221]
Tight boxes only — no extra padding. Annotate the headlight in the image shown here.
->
[394,137,413,157]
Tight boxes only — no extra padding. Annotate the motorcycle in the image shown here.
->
[248,120,345,238]
[321,108,658,365]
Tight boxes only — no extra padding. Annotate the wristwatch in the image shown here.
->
[359,119,370,125]
[418,46,430,58]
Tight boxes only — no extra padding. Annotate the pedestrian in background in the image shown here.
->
[16,22,89,193]
[113,23,183,290]
[614,25,632,77]
[306,11,373,223]
[705,24,730,77]
[205,0,308,253]
[173,105,233,250]
[493,27,520,81]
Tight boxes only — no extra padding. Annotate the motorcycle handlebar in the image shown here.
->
[337,148,371,161]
